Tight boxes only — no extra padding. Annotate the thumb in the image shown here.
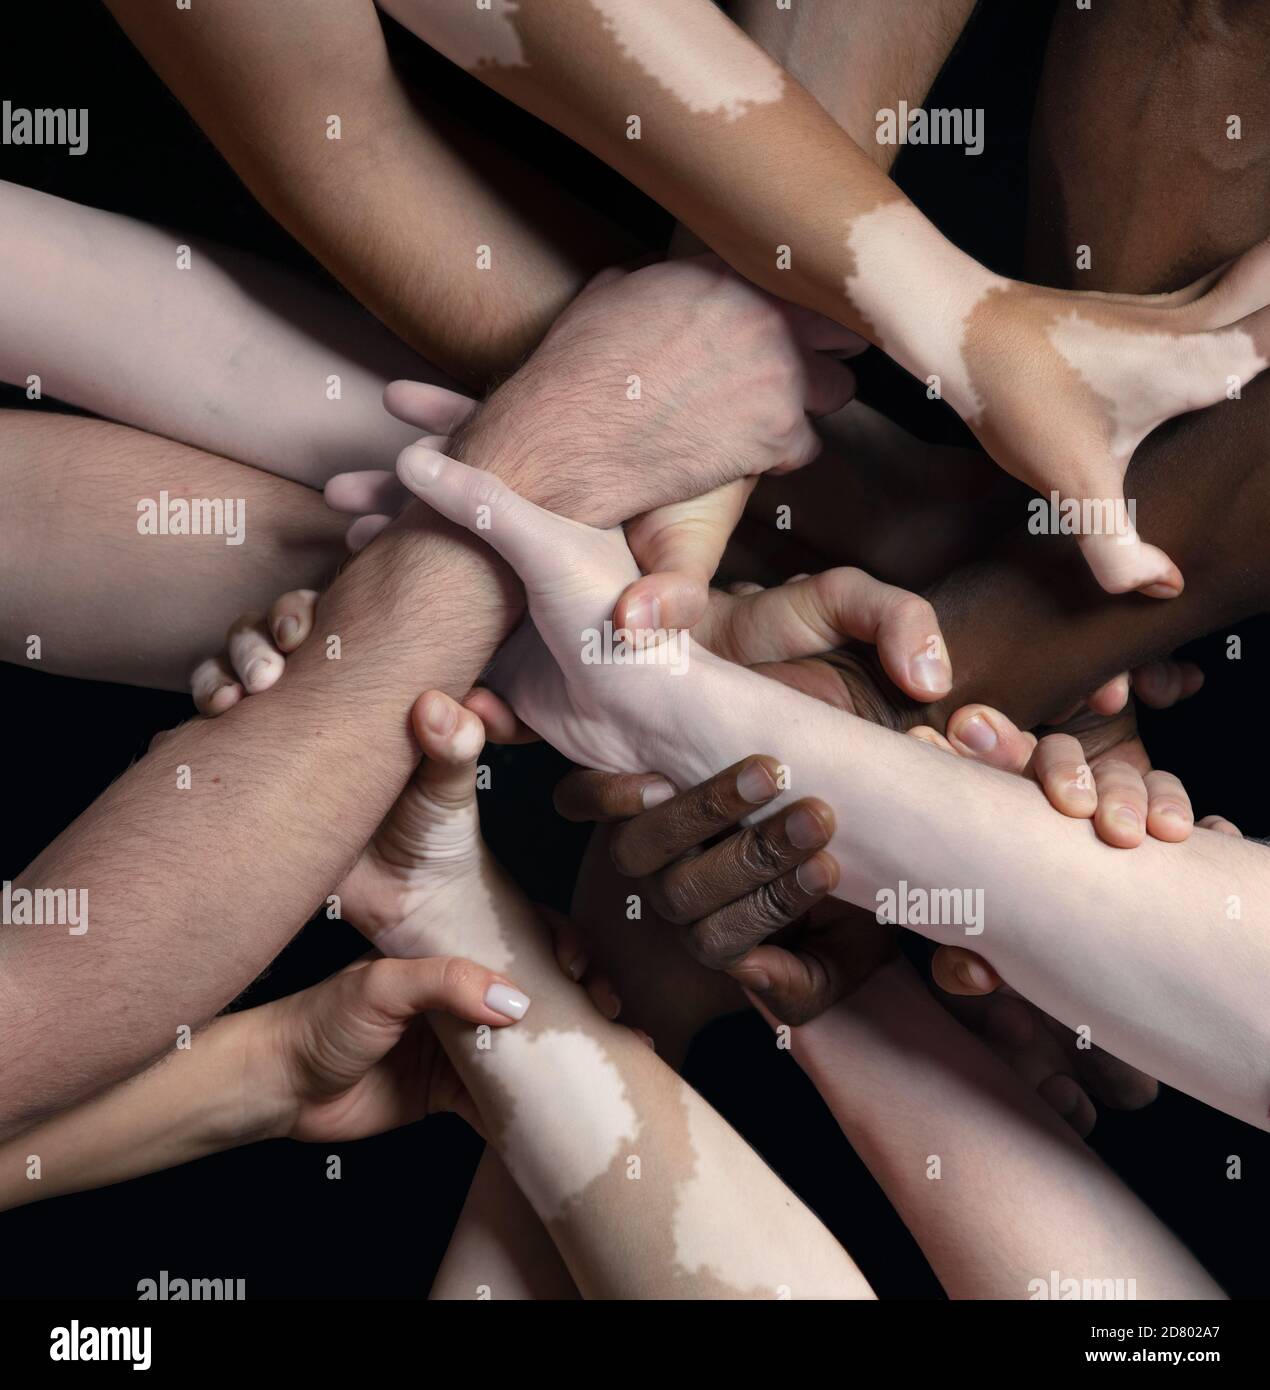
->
[396,445,585,589]
[616,479,754,631]
[383,380,476,435]
[1072,490,1182,598]
[347,955,530,1032]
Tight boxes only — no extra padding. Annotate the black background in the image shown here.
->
[1,0,1266,1299]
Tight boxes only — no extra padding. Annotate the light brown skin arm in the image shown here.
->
[102,0,639,388]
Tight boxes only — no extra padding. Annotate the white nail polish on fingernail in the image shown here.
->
[485,984,531,1020]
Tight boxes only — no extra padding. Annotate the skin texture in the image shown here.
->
[102,0,639,388]
[0,412,346,689]
[391,445,1270,1133]
[389,0,1270,598]
[0,182,438,487]
[0,259,851,1136]
[786,954,1222,1299]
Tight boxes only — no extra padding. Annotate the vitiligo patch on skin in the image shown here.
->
[843,201,1005,421]
[372,866,517,973]
[473,1026,638,1221]
[586,0,785,120]
[1045,312,1269,459]
[380,0,527,70]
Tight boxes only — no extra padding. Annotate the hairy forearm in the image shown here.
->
[793,958,1222,1298]
[0,181,432,488]
[386,0,991,388]
[103,0,636,388]
[0,412,346,688]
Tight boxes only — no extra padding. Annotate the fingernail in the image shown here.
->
[485,984,531,1020]
[641,779,675,810]
[965,959,994,991]
[1116,806,1141,830]
[796,856,833,895]
[786,805,827,850]
[1141,582,1181,600]
[244,658,273,691]
[625,594,660,634]
[737,760,777,803]
[910,652,951,694]
[568,952,588,981]
[955,714,997,753]
[730,964,772,993]
[425,694,457,735]
[401,447,443,485]
[1156,804,1188,823]
[275,616,299,646]
[604,991,622,1021]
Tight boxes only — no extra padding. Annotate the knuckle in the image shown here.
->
[735,826,788,882]
[440,955,478,999]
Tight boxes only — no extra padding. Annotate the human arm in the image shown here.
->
[785,949,1223,1299]
[0,180,440,488]
[390,0,1270,598]
[101,0,638,387]
[0,953,527,1212]
[0,412,348,689]
[395,447,1270,1131]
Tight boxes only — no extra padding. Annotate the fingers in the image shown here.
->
[553,768,677,823]
[647,797,835,927]
[226,611,286,695]
[1027,733,1097,820]
[1089,758,1150,848]
[345,514,393,552]
[1132,658,1204,709]
[324,469,411,517]
[462,687,540,745]
[408,690,487,807]
[395,445,578,584]
[930,945,1002,995]
[607,755,782,879]
[943,704,1037,772]
[1035,1073,1098,1138]
[382,380,476,435]
[1142,769,1194,842]
[798,348,857,419]
[1076,527,1183,600]
[1082,672,1130,717]
[730,914,896,1026]
[618,480,755,632]
[190,653,243,717]
[268,589,318,653]
[352,954,530,1029]
[1198,813,1242,837]
[678,848,840,970]
[705,568,952,701]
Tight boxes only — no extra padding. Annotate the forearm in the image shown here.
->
[631,647,1270,1128]
[733,0,975,172]
[0,181,431,488]
[387,0,994,390]
[378,864,871,1300]
[103,0,636,388]
[792,957,1221,1298]
[0,1013,272,1211]
[0,412,346,688]
[0,503,519,1133]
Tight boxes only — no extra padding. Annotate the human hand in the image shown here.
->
[243,951,529,1142]
[953,248,1270,599]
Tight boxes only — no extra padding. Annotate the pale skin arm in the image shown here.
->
[345,694,872,1300]
[102,0,638,388]
[0,181,437,488]
[395,448,1270,1133]
[0,412,346,689]
[788,953,1222,1298]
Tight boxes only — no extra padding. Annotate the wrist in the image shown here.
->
[202,1008,298,1147]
